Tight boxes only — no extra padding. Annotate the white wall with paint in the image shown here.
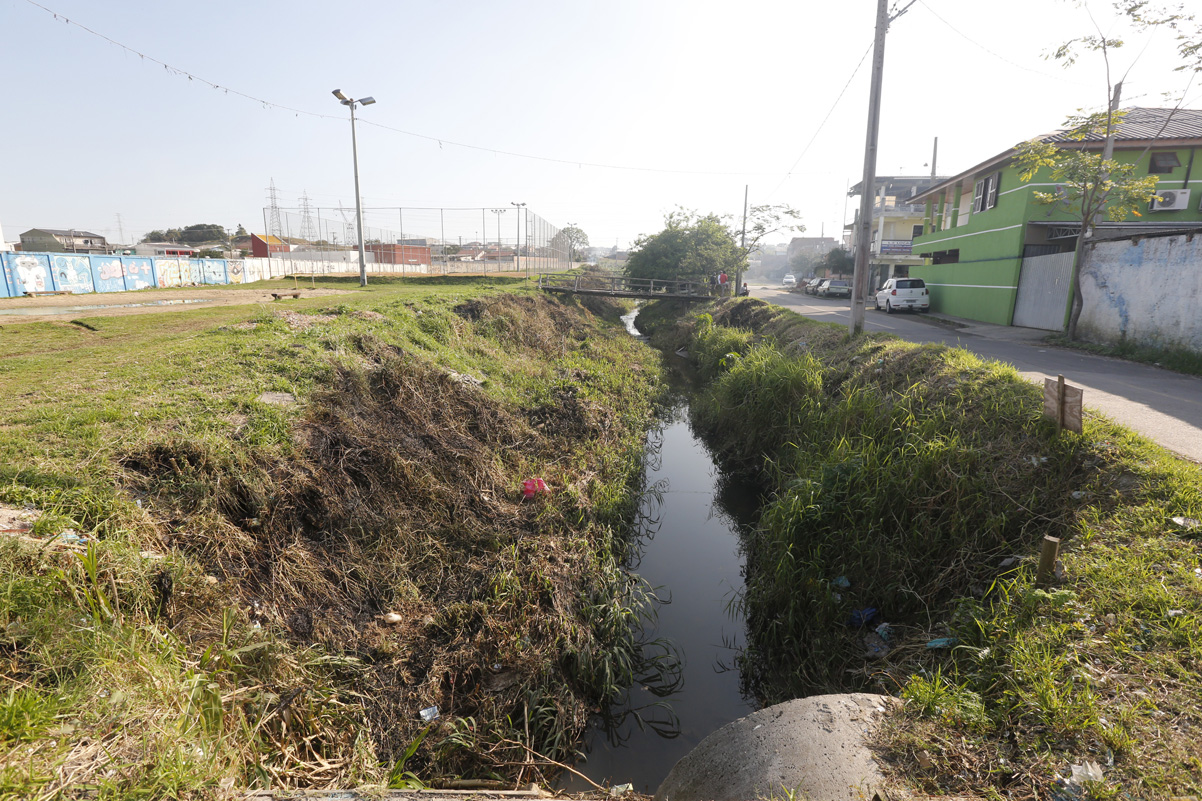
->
[1079,233,1202,352]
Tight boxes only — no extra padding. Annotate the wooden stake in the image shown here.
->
[1037,535,1061,586]
[1057,374,1066,432]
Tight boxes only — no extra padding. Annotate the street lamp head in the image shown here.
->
[360,96,376,106]
[510,201,526,208]
[332,89,348,101]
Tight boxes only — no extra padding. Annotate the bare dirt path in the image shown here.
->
[0,285,352,325]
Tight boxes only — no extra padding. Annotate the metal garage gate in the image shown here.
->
[1012,251,1074,330]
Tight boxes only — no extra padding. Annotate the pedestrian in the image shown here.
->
[718,271,728,296]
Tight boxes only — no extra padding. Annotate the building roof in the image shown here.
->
[253,234,286,245]
[23,228,105,238]
[910,107,1202,204]
[1040,107,1202,143]
[848,175,949,196]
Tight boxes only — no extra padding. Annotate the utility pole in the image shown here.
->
[851,0,913,335]
[737,184,748,296]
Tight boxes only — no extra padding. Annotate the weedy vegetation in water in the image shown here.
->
[0,275,668,796]
[647,296,1202,800]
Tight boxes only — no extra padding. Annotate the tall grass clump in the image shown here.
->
[675,298,1202,798]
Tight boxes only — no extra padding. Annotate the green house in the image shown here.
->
[909,107,1202,328]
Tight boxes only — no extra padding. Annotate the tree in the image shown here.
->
[560,225,589,263]
[1014,111,1160,339]
[818,247,854,277]
[235,224,248,238]
[625,210,741,283]
[729,204,804,291]
[1022,5,1195,340]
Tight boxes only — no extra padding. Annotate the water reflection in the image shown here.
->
[563,402,759,794]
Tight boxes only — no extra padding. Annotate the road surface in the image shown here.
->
[755,286,1202,464]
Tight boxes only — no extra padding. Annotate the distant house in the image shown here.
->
[251,234,291,258]
[133,242,198,258]
[366,243,432,266]
[909,107,1202,327]
[845,176,947,289]
[19,228,109,254]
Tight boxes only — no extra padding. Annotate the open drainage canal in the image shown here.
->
[561,308,758,793]
[0,298,216,316]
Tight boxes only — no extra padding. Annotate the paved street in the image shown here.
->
[754,286,1202,464]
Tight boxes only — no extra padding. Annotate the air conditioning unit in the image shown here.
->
[1150,189,1191,211]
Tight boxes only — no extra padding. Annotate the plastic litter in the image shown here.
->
[1069,760,1104,786]
[1167,609,1185,618]
[874,622,893,641]
[832,575,851,589]
[848,607,878,627]
[521,478,549,499]
[419,705,440,722]
[609,784,633,797]
[1171,516,1200,531]
[1071,491,1086,499]
[54,530,88,546]
[925,637,958,649]
[863,632,890,659]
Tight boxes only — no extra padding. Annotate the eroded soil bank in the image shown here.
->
[0,281,668,796]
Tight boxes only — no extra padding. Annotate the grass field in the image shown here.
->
[0,275,667,798]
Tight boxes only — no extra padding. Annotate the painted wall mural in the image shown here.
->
[52,255,96,294]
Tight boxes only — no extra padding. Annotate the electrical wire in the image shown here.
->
[916,0,1089,84]
[766,43,874,200]
[19,0,777,178]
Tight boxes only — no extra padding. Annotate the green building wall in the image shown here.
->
[910,144,1202,325]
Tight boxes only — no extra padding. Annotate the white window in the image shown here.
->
[972,172,1001,213]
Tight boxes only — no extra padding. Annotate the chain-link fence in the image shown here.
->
[263,206,570,276]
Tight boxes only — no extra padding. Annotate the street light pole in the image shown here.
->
[490,209,506,272]
[332,89,376,287]
[510,202,526,277]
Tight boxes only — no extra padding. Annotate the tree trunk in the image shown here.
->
[1066,226,1089,340]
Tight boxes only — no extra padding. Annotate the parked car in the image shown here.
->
[874,277,929,313]
[782,274,797,286]
[819,279,851,299]
[803,278,825,295]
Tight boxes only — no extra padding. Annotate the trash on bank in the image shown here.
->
[609,784,633,797]
[521,478,549,499]
[832,575,851,589]
[926,637,959,649]
[419,705,440,722]
[863,632,890,659]
[848,607,878,627]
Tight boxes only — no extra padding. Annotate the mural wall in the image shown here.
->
[0,253,416,298]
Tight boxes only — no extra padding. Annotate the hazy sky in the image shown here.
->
[2,0,1197,250]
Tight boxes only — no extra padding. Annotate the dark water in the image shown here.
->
[562,310,757,794]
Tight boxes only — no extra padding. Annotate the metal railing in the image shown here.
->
[538,273,713,298]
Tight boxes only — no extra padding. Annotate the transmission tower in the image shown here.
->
[266,179,283,239]
[299,191,317,243]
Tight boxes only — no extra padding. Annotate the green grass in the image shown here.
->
[0,274,668,795]
[659,296,1202,799]
[1045,332,1202,377]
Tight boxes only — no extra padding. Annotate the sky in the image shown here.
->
[2,0,1198,251]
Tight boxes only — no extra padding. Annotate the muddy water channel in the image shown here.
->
[562,310,758,793]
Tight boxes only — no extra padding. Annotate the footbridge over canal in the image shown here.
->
[537,273,716,302]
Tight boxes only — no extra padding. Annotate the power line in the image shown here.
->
[767,42,874,200]
[20,0,777,178]
[915,0,1089,85]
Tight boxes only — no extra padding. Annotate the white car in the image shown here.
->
[874,278,929,313]
[782,274,797,286]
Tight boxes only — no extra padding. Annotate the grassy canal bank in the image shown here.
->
[640,298,1202,800]
[0,277,667,797]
